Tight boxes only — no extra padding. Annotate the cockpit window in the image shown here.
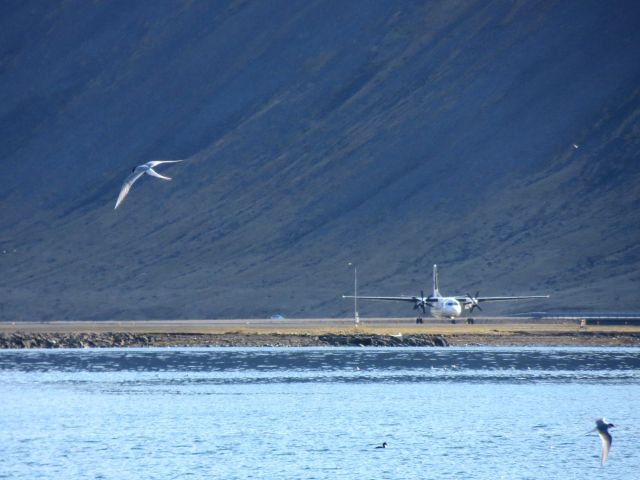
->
[446,301,456,306]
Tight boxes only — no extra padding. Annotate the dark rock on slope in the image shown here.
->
[1,1,639,320]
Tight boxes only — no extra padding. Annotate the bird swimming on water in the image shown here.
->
[114,160,184,209]
[591,418,614,466]
[375,442,387,449]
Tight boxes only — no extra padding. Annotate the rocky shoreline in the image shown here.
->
[0,332,449,349]
[3,330,639,349]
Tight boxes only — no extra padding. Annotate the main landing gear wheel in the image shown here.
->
[467,318,475,325]
[450,319,456,324]
[416,317,423,324]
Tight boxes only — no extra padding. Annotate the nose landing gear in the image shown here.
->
[416,317,423,324]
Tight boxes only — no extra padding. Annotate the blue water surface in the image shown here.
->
[1,347,639,479]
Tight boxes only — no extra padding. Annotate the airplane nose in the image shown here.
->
[445,304,461,317]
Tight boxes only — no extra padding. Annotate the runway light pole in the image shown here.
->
[348,262,359,326]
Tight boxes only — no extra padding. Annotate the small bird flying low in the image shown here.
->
[114,160,184,209]
[590,418,614,466]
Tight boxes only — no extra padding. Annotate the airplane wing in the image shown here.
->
[342,295,421,303]
[455,295,549,303]
[342,295,438,305]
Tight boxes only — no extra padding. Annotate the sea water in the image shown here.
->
[1,347,639,480]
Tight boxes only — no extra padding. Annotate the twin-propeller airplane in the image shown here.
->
[343,265,549,322]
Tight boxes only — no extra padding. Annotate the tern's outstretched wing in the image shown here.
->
[599,430,611,465]
[114,170,145,209]
[595,418,612,466]
[146,159,184,168]
[145,167,172,180]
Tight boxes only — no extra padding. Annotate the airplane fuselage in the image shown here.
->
[429,296,463,319]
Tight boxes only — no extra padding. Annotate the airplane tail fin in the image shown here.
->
[432,264,440,297]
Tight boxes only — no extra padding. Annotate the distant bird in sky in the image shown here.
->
[573,144,579,149]
[375,442,387,449]
[589,418,614,466]
[114,160,184,209]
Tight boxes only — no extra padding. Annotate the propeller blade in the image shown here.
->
[475,291,482,311]
[467,292,482,312]
[418,290,427,313]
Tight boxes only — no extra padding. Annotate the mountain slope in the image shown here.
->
[1,0,639,320]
